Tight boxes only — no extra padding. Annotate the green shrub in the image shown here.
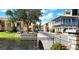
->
[50,43,67,50]
[50,29,55,33]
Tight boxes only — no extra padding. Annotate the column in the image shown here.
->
[5,20,8,31]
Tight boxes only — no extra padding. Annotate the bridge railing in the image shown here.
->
[53,34,71,49]
[21,32,37,40]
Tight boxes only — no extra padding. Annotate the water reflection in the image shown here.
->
[0,38,37,50]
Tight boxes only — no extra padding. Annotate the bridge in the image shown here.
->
[37,31,79,50]
[20,32,55,50]
[0,31,78,50]
[37,32,55,50]
[20,31,69,50]
[0,31,77,50]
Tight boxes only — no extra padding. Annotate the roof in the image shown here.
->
[43,15,79,25]
[52,15,78,21]
[0,17,18,21]
[0,18,8,21]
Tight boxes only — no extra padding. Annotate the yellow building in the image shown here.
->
[0,18,36,32]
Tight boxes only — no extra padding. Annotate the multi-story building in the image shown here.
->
[52,15,79,33]
[0,18,36,32]
[53,9,79,33]
[43,9,79,33]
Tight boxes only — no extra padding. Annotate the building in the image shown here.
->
[48,21,53,32]
[0,18,35,32]
[43,9,79,33]
[43,23,49,32]
[0,18,13,31]
[52,15,79,33]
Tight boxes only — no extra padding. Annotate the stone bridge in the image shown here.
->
[21,32,55,50]
[37,31,79,50]
[37,32,54,50]
[20,31,79,50]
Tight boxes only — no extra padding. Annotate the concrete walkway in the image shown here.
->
[37,31,54,50]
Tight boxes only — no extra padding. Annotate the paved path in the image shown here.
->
[37,31,54,50]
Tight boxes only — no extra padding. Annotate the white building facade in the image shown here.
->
[52,16,79,33]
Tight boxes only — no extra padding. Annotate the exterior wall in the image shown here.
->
[48,22,53,32]
[43,25,47,32]
[43,24,49,32]
[0,20,6,31]
[52,16,79,33]
[0,18,39,32]
[62,29,79,50]
[0,19,25,32]
[53,18,61,26]
[62,17,79,26]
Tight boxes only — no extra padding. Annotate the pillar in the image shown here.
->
[67,29,79,50]
[5,20,8,31]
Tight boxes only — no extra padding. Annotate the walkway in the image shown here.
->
[37,31,54,50]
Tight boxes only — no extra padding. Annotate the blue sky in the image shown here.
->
[0,9,7,17]
[0,9,71,25]
[40,9,71,25]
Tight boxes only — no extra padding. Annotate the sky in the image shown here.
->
[0,9,7,17]
[40,9,71,25]
[0,9,71,25]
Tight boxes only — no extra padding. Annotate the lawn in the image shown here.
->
[0,32,20,38]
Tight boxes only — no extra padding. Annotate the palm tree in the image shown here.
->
[5,10,13,18]
[5,10,17,32]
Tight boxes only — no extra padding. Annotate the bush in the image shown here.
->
[12,26,17,32]
[50,43,67,50]
[50,29,55,33]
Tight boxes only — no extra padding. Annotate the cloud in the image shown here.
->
[40,9,66,25]
[41,21,48,25]
[48,9,58,11]
[57,13,63,16]
[44,13,53,19]
[0,9,7,12]
[39,13,54,25]
[39,17,45,21]
[39,13,53,21]
[41,9,46,13]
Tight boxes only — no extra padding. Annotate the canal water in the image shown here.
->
[0,32,38,50]
[0,38,37,50]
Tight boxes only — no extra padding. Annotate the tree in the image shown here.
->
[5,10,13,18]
[5,9,42,32]
[50,43,67,50]
[5,10,17,32]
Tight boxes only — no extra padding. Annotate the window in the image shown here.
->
[65,18,71,25]
[63,18,65,24]
[72,9,78,15]
[72,19,75,22]
[68,18,71,22]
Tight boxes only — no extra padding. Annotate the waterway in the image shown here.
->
[0,38,37,50]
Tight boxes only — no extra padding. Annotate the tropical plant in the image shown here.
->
[5,10,17,32]
[5,9,42,32]
[5,10,13,18]
[50,43,67,50]
[50,29,55,33]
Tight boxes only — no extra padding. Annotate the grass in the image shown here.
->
[0,32,20,38]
